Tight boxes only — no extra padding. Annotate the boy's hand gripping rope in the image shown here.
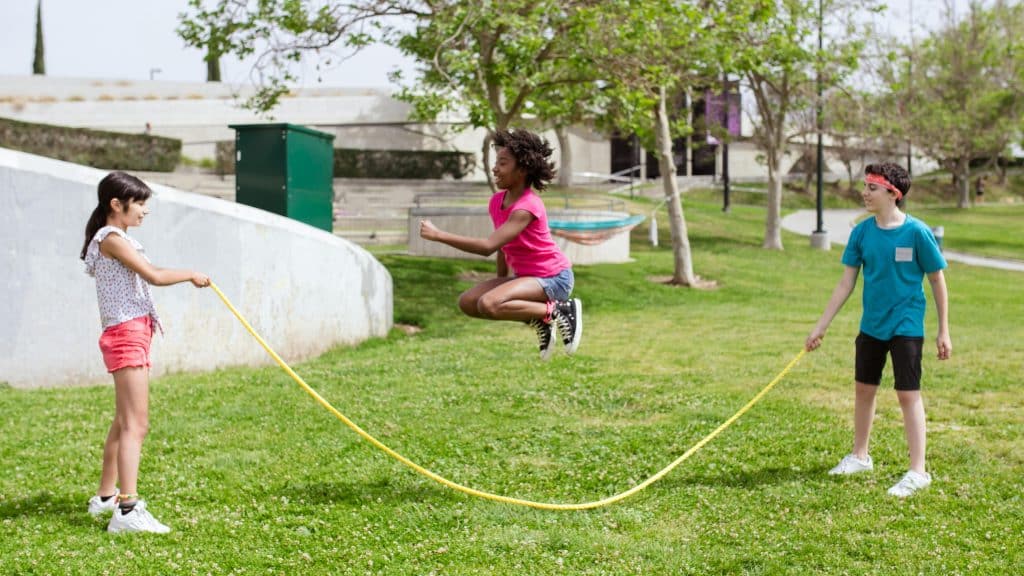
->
[209,282,806,511]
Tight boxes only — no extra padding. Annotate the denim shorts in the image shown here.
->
[533,268,574,302]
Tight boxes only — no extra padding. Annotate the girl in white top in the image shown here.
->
[80,171,210,534]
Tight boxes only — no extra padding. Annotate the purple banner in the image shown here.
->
[705,90,741,137]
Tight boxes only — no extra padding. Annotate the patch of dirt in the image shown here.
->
[646,275,719,290]
[395,324,423,336]
[456,270,496,282]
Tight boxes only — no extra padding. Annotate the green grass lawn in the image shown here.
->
[912,204,1024,261]
[2,199,1022,575]
[684,181,1023,261]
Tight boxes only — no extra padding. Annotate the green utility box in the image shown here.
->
[229,123,335,231]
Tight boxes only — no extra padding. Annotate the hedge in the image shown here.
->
[333,147,475,179]
[215,141,475,180]
[0,117,181,172]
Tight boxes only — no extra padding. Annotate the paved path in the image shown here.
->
[782,209,1024,273]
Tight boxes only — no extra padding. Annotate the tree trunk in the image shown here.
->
[482,131,496,192]
[654,86,696,286]
[764,147,784,250]
[555,125,573,188]
[206,51,221,82]
[955,158,971,209]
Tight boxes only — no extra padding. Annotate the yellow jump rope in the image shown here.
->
[210,281,807,511]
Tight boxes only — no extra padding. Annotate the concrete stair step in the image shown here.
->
[334,219,406,231]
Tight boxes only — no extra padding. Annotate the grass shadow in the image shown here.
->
[675,465,824,489]
[0,492,96,528]
[271,477,458,507]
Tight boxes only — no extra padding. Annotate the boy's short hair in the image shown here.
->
[865,162,911,205]
[492,129,556,192]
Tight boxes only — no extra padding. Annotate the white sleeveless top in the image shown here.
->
[83,226,163,333]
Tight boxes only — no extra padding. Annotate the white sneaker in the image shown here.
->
[87,490,119,516]
[107,500,171,534]
[828,454,874,475]
[888,470,932,498]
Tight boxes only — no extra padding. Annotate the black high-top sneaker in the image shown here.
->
[526,318,556,361]
[552,298,583,355]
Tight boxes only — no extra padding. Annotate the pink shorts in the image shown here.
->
[99,316,153,373]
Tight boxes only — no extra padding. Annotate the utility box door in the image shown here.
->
[286,128,334,232]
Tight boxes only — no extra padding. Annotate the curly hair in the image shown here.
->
[865,162,911,206]
[492,129,557,192]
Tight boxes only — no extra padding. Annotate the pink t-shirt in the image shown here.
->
[488,189,571,277]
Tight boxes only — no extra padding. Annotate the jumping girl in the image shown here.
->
[419,128,582,360]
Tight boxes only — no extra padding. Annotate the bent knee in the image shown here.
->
[458,294,483,317]
[477,294,504,317]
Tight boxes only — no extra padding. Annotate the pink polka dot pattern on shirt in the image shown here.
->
[84,226,163,333]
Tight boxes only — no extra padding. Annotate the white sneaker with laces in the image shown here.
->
[828,454,874,475]
[888,470,932,498]
[107,500,171,534]
[87,490,119,516]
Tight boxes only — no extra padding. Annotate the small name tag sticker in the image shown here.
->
[895,247,914,262]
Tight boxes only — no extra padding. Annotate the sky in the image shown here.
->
[0,0,417,88]
[0,0,975,90]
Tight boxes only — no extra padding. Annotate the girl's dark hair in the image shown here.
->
[492,129,557,192]
[80,171,152,260]
[865,162,911,207]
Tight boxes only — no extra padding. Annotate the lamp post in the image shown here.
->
[722,73,731,213]
[810,0,830,250]
[907,0,914,176]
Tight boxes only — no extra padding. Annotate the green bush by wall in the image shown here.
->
[215,141,475,180]
[333,148,475,180]
[0,117,181,172]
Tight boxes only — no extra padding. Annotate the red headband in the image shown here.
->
[865,173,903,200]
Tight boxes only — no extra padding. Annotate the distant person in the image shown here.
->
[418,128,582,360]
[806,162,950,498]
[81,171,210,533]
[974,174,986,204]
[144,122,152,135]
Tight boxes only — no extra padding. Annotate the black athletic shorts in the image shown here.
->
[854,332,924,391]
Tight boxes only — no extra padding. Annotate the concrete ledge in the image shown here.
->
[0,147,393,388]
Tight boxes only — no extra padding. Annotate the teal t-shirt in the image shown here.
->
[841,214,947,340]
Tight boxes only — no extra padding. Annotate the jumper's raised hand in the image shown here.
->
[419,219,441,241]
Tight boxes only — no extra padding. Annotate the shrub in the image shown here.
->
[333,147,475,179]
[0,116,181,172]
[214,141,476,179]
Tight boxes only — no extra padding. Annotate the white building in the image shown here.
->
[0,74,934,186]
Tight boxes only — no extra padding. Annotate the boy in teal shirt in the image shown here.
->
[806,162,951,497]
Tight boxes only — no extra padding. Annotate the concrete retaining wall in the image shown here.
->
[0,147,393,388]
